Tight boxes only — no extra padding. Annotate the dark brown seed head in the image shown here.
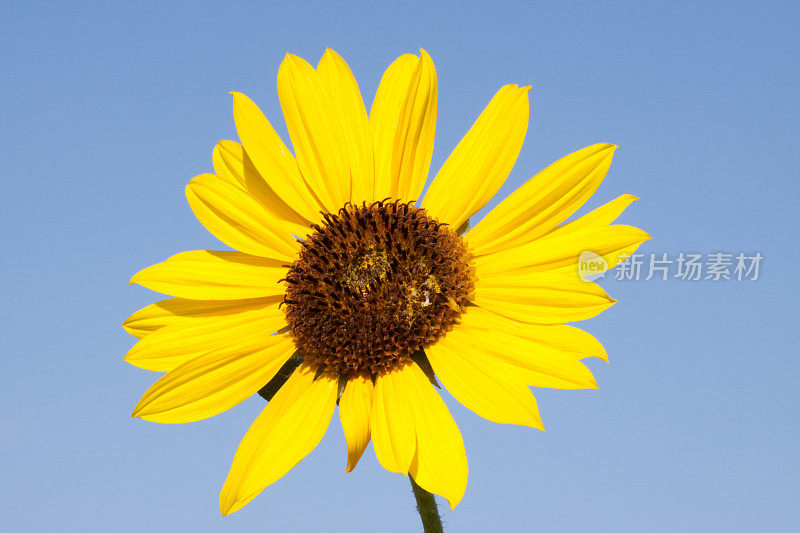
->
[283,201,474,379]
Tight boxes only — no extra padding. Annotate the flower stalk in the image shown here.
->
[410,476,444,533]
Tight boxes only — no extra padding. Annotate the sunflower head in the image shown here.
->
[125,47,649,518]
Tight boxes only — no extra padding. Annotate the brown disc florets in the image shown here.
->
[283,201,474,379]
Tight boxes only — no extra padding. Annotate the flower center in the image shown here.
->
[283,201,474,379]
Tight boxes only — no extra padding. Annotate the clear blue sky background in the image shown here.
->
[2,1,798,531]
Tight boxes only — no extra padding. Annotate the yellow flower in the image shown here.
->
[124,48,649,517]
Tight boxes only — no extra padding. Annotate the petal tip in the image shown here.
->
[219,497,241,518]
[283,52,303,66]
[418,48,434,65]
[321,47,340,59]
[593,142,618,154]
[344,452,359,473]
[442,488,467,510]
[130,401,147,419]
[219,500,234,518]
[219,498,246,517]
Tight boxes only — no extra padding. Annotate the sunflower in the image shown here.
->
[124,48,648,517]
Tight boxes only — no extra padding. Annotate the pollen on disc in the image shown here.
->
[283,201,474,379]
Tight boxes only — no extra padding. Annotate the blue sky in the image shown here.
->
[2,1,798,531]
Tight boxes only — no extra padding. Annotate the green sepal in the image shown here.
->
[456,218,470,236]
[411,349,440,389]
[335,375,347,405]
[258,352,303,402]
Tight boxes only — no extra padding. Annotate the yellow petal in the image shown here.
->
[316,49,374,205]
[405,362,468,510]
[132,333,293,423]
[339,375,374,473]
[211,140,245,188]
[426,341,543,428]
[124,303,286,372]
[371,365,417,474]
[371,363,468,509]
[186,174,300,260]
[230,92,324,223]
[549,194,639,234]
[212,140,313,236]
[468,143,617,256]
[445,306,603,389]
[278,53,350,212]
[219,363,337,516]
[370,54,416,200]
[422,85,529,228]
[473,271,616,323]
[461,305,609,362]
[123,296,280,339]
[130,250,287,300]
[474,224,650,276]
[545,218,651,274]
[370,50,437,201]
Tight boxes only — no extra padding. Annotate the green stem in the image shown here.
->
[409,476,444,533]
